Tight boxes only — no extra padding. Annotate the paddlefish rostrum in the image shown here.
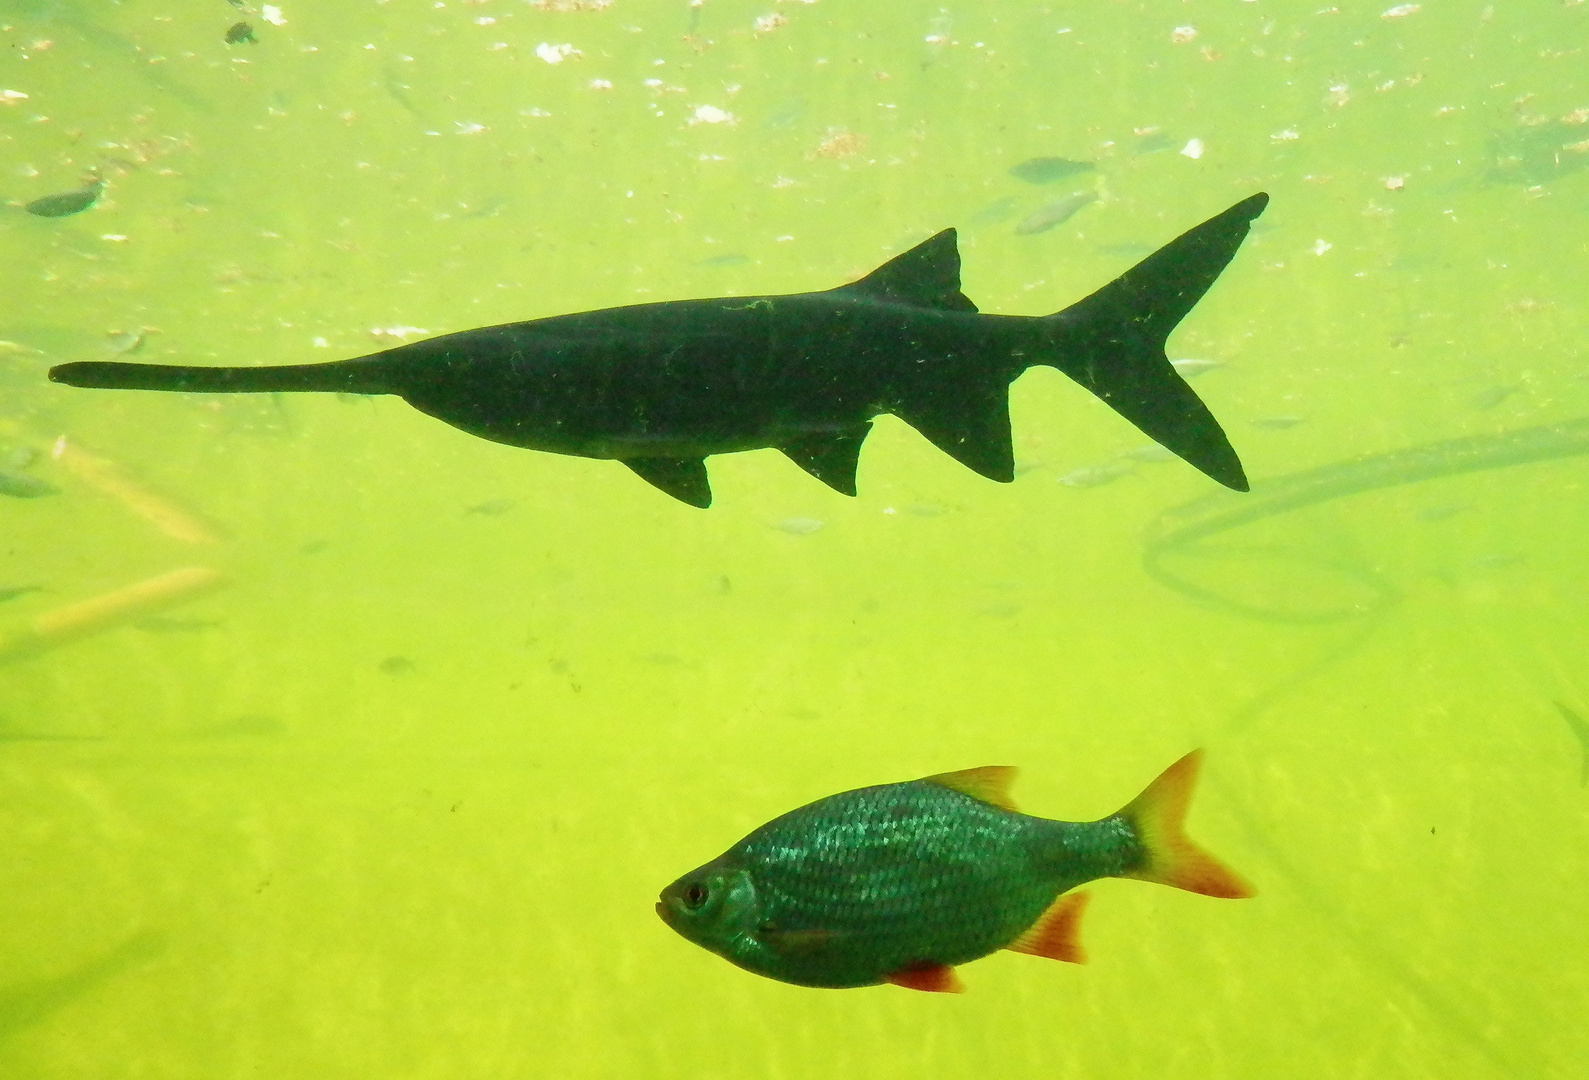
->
[657,749,1253,992]
[50,194,1269,507]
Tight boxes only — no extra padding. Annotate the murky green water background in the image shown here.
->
[3,1,1586,1076]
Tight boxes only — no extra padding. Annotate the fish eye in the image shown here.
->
[683,882,710,909]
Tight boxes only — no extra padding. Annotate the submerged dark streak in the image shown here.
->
[1144,416,1589,621]
[50,195,1268,507]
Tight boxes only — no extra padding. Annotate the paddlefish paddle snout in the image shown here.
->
[47,194,1267,506]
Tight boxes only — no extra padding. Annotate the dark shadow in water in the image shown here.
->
[1144,417,1589,622]
[0,931,165,1042]
[1208,618,1544,1078]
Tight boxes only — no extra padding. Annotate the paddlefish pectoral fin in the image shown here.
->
[622,456,712,508]
[48,357,401,395]
[883,962,966,994]
[1004,889,1089,965]
[1045,193,1270,493]
[1116,749,1255,899]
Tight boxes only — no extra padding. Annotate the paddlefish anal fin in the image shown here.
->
[883,962,966,994]
[778,422,872,496]
[623,457,712,508]
[1005,890,1089,964]
[891,381,1015,483]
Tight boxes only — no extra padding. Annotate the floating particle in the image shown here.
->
[810,128,867,159]
[1311,238,1332,255]
[1271,128,1299,142]
[1381,4,1420,17]
[1013,190,1099,234]
[24,181,103,218]
[1171,26,1198,43]
[535,42,582,64]
[262,5,286,26]
[754,13,789,34]
[1384,175,1406,190]
[773,517,824,534]
[1006,157,1095,184]
[689,104,736,125]
[1180,138,1205,159]
[225,22,256,45]
[1170,358,1224,377]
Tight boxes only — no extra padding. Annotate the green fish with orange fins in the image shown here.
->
[657,749,1253,992]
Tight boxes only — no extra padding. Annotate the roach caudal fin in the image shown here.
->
[884,963,966,994]
[1117,750,1255,899]
[1005,890,1088,964]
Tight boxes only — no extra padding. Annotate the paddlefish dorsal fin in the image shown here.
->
[830,230,979,313]
[622,457,712,508]
[925,765,1019,812]
[778,422,872,496]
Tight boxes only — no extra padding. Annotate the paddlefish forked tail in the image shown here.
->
[1043,192,1269,493]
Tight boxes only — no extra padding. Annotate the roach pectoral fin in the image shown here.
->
[622,457,713,508]
[884,963,966,994]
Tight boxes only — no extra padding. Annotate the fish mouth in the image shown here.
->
[655,899,679,928]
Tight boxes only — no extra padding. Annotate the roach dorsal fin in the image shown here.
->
[884,963,965,994]
[1004,890,1089,964]
[924,765,1019,812]
[830,230,979,313]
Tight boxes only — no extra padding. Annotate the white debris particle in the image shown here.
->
[101,234,129,243]
[1271,128,1299,141]
[262,5,287,26]
[1384,175,1406,190]
[1563,108,1589,125]
[1171,26,1198,43]
[1326,83,1350,107]
[754,13,789,33]
[519,107,551,117]
[454,121,487,134]
[475,16,496,26]
[1180,138,1204,159]
[589,78,613,90]
[312,337,330,348]
[1311,238,1332,256]
[775,235,794,242]
[370,326,429,342]
[535,42,582,64]
[689,104,737,125]
[1,90,28,104]
[1381,4,1420,17]
[488,42,508,51]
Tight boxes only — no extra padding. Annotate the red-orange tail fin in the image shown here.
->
[1118,750,1255,899]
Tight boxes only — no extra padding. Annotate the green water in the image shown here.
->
[2,1,1586,1076]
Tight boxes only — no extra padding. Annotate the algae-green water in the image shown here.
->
[3,2,1586,1076]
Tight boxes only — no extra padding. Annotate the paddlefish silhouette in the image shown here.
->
[49,194,1269,507]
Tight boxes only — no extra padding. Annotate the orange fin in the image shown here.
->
[925,765,1019,812]
[1005,890,1089,964]
[1118,750,1255,899]
[884,963,966,994]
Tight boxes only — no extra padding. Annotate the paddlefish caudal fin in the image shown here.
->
[1046,192,1269,493]
[47,356,399,396]
[1116,749,1255,899]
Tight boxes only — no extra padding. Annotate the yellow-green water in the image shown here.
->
[2,1,1586,1076]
